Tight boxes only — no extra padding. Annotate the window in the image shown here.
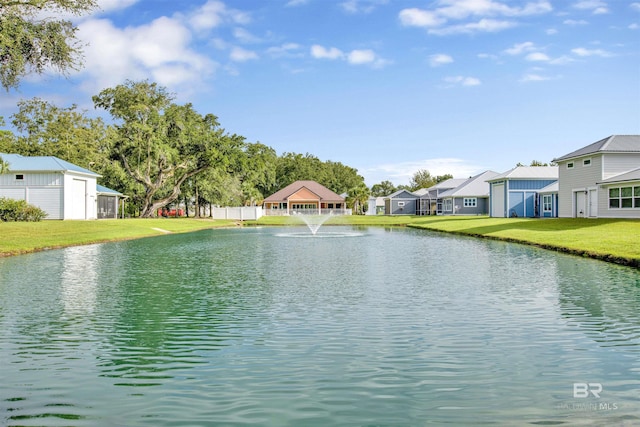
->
[444,199,453,211]
[463,198,477,207]
[567,162,574,169]
[542,195,552,212]
[583,158,591,166]
[15,174,23,180]
[398,201,405,207]
[609,186,639,209]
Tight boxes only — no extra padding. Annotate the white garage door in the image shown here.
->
[29,188,63,220]
[492,183,505,217]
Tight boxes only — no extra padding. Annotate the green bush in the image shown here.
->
[0,197,47,221]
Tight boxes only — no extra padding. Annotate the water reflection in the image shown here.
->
[61,245,99,315]
[1,227,639,426]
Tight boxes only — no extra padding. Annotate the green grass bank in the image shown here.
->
[0,218,236,257]
[1,216,638,268]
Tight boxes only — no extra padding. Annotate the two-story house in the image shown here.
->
[552,135,640,218]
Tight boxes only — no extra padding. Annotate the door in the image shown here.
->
[70,179,87,219]
[492,183,504,217]
[588,189,598,218]
[575,191,586,218]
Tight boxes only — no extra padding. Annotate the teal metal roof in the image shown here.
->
[0,153,100,177]
[96,184,124,196]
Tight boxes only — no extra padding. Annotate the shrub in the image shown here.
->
[0,197,48,221]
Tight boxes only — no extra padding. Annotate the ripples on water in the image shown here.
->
[1,226,639,426]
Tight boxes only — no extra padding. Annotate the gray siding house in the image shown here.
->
[415,178,466,215]
[487,166,558,218]
[552,135,640,218]
[437,170,499,215]
[384,189,418,215]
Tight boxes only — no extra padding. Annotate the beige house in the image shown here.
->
[552,135,640,218]
[263,180,348,215]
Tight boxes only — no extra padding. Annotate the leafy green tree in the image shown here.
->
[346,183,370,215]
[8,98,109,169]
[370,180,396,197]
[0,0,97,90]
[435,174,453,183]
[409,169,437,191]
[517,160,550,167]
[93,80,237,217]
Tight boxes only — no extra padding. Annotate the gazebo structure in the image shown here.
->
[263,180,349,216]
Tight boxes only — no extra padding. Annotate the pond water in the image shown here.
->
[1,226,639,426]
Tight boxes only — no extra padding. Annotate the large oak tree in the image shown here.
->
[93,80,237,217]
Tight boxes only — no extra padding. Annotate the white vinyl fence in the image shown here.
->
[212,206,263,221]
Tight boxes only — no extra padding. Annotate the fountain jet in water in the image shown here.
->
[296,213,332,235]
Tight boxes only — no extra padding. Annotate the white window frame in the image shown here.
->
[583,158,592,167]
[608,186,639,209]
[567,162,574,169]
[397,201,405,207]
[463,198,477,207]
[444,199,453,212]
[542,194,552,213]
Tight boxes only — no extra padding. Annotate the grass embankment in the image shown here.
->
[406,216,640,267]
[2,215,639,267]
[255,215,640,268]
[0,218,236,257]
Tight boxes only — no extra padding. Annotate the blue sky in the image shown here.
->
[1,0,639,185]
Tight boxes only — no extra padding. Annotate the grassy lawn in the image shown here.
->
[406,216,640,266]
[0,218,237,256]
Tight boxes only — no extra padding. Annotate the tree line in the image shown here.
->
[0,81,371,217]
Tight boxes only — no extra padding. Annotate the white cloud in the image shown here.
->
[286,0,309,6]
[631,3,640,11]
[504,41,537,55]
[429,18,517,35]
[630,23,639,30]
[340,0,388,14]
[310,45,344,60]
[546,28,558,35]
[230,47,259,62]
[399,8,445,27]
[266,43,303,58]
[429,53,454,66]
[311,45,389,67]
[76,17,215,94]
[399,0,552,34]
[233,27,261,43]
[348,49,376,64]
[573,1,609,14]
[443,76,481,86]
[571,47,612,57]
[520,73,553,82]
[188,0,250,32]
[525,52,550,61]
[563,19,589,25]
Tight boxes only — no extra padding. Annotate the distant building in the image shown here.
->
[263,180,348,215]
[0,153,105,220]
